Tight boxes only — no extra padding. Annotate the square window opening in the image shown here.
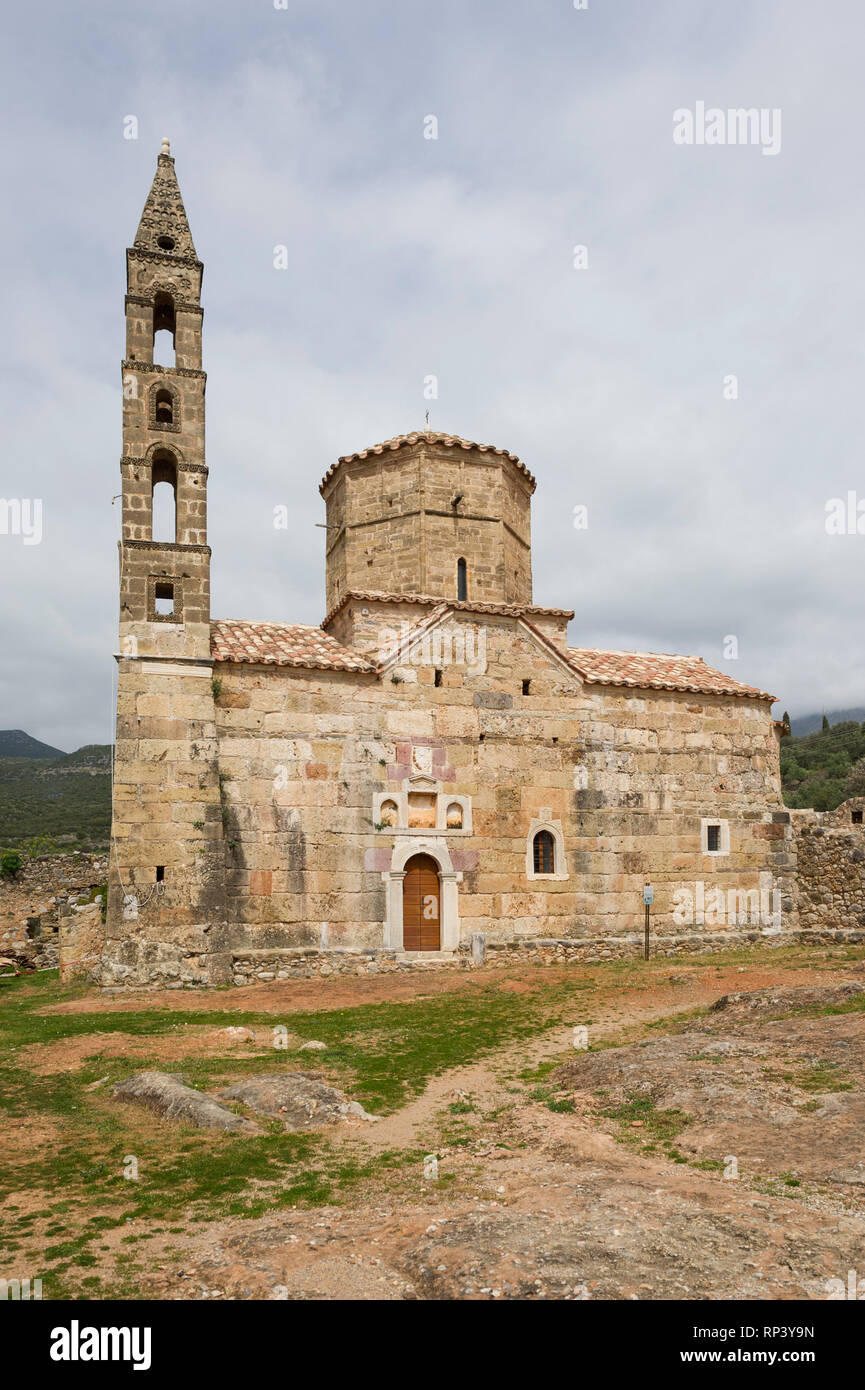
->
[154,582,174,617]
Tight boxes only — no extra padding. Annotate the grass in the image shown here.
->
[0,967,588,1297]
[764,991,865,1023]
[0,971,583,1115]
[794,1061,854,1093]
[597,1093,692,1147]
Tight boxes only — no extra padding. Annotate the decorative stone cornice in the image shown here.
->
[125,294,203,315]
[122,540,211,555]
[126,247,202,271]
[120,456,208,475]
[121,361,206,381]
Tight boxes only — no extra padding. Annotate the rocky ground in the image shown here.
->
[3,949,865,1300]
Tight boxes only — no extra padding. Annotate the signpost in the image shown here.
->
[643,882,654,960]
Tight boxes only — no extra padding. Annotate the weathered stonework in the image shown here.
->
[229,928,865,985]
[199,622,794,964]
[59,903,105,983]
[320,435,536,616]
[1,853,108,974]
[101,147,853,989]
[792,799,865,932]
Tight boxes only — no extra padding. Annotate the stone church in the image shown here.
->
[103,145,798,988]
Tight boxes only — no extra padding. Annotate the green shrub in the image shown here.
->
[1,850,23,879]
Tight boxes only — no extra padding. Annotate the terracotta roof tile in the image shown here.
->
[211,620,374,672]
[210,619,774,701]
[319,432,536,493]
[567,647,775,701]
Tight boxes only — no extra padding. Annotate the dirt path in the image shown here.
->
[348,961,854,1147]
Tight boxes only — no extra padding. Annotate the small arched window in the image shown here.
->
[154,387,174,426]
[379,799,399,828]
[446,802,463,829]
[533,829,555,875]
[457,557,467,601]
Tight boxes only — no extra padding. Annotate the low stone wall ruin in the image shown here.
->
[792,799,865,934]
[0,852,107,978]
[225,927,865,986]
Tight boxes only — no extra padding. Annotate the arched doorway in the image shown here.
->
[402,854,441,951]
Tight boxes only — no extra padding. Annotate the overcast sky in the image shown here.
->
[1,0,864,751]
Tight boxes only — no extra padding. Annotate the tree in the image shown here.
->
[845,757,865,799]
[823,714,831,731]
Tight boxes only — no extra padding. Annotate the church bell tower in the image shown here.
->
[119,137,210,660]
[104,143,228,989]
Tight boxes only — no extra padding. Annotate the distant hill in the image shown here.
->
[0,729,65,759]
[0,744,111,849]
[781,720,865,811]
[790,708,865,737]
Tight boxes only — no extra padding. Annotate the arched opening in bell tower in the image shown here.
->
[151,449,178,543]
[152,291,176,367]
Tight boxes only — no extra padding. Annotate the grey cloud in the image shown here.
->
[1,0,863,747]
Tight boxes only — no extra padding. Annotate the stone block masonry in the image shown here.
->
[1,852,108,975]
[229,928,865,985]
[792,798,865,932]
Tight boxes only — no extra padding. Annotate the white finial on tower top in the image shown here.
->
[161,137,171,156]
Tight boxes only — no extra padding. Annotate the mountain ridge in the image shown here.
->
[0,728,66,759]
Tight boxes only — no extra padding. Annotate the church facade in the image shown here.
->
[103,147,796,987]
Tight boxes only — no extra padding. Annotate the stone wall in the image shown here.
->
[103,657,228,988]
[104,600,794,987]
[58,903,105,983]
[0,853,107,973]
[793,799,865,932]
[102,598,803,987]
[164,612,789,970]
[220,618,782,941]
[227,927,865,986]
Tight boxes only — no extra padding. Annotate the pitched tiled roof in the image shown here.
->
[567,647,775,701]
[211,620,375,672]
[322,589,573,629]
[210,619,774,701]
[319,432,536,493]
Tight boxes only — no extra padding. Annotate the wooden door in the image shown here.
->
[402,854,441,951]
